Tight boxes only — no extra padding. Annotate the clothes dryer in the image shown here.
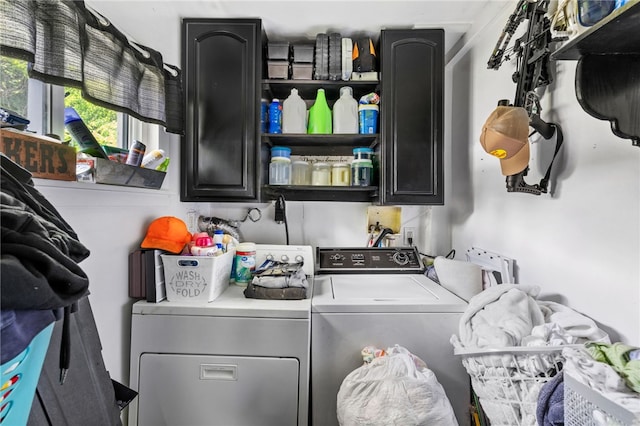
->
[128,245,314,426]
[311,247,470,426]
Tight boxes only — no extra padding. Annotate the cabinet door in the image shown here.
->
[182,19,262,201]
[380,29,444,205]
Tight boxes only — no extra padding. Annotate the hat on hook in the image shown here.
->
[480,106,530,176]
[141,216,192,253]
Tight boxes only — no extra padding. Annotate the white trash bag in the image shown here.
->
[336,345,459,426]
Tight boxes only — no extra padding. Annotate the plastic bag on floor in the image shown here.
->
[336,345,459,426]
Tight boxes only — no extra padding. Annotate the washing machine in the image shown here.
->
[128,245,314,426]
[311,247,470,426]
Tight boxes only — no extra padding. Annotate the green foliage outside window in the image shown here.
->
[65,87,118,147]
[1,56,119,148]
[0,56,29,117]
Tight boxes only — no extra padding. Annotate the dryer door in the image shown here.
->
[137,353,299,426]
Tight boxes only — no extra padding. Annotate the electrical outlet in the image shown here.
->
[403,227,417,246]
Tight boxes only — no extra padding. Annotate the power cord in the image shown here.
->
[274,194,290,245]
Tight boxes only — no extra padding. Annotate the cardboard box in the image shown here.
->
[161,251,234,303]
[0,128,76,181]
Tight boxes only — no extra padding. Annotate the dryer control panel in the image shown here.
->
[316,247,424,274]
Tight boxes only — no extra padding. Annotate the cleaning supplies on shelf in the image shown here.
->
[282,89,307,133]
[333,86,358,134]
[307,89,332,134]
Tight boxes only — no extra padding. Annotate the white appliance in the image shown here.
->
[311,247,470,426]
[128,245,314,426]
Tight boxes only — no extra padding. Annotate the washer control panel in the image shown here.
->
[316,247,424,274]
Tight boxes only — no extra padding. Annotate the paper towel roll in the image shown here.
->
[433,256,483,302]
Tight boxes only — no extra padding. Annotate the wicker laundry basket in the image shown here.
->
[454,345,578,426]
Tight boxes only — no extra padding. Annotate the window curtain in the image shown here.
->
[0,0,183,135]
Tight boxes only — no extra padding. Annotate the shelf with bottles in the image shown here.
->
[262,184,379,202]
[262,79,379,103]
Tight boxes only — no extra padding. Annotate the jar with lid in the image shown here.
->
[292,160,311,185]
[353,147,373,160]
[351,159,373,186]
[311,162,331,186]
[269,146,291,185]
[331,163,350,186]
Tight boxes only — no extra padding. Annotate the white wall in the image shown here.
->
[446,5,640,344]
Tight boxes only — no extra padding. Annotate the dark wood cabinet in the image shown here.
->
[181,23,445,204]
[380,29,444,205]
[181,19,263,201]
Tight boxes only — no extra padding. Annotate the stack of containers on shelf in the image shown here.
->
[269,146,291,185]
[291,43,314,80]
[352,147,374,187]
[267,41,290,79]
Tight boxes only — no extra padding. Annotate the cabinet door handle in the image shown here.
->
[199,364,238,381]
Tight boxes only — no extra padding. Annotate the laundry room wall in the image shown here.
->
[445,4,640,345]
[30,0,639,397]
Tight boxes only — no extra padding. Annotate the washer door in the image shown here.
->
[137,353,299,426]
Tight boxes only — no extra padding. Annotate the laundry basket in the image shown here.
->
[0,323,54,426]
[564,370,640,426]
[454,345,577,426]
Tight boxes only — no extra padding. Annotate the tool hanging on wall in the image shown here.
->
[483,0,565,195]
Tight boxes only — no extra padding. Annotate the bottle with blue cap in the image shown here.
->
[269,99,282,134]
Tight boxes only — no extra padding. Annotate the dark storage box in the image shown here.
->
[267,42,290,60]
[292,63,313,80]
[267,60,290,79]
[292,44,314,63]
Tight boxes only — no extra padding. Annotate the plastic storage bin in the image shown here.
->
[292,63,313,80]
[267,60,289,79]
[268,42,290,60]
[161,251,234,302]
[0,322,54,426]
[292,44,314,63]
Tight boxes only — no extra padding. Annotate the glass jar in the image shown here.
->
[331,163,351,186]
[311,162,331,186]
[269,146,291,185]
[351,159,373,186]
[291,160,311,185]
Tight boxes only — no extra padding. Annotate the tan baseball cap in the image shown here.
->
[480,106,530,176]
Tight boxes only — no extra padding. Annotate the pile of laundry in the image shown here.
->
[336,345,458,426]
[560,343,640,421]
[243,259,308,300]
[450,284,611,426]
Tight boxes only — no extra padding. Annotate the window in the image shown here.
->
[1,55,157,152]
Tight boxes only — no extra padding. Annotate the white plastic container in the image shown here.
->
[332,87,358,134]
[282,88,307,133]
[234,242,256,286]
[161,251,234,302]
